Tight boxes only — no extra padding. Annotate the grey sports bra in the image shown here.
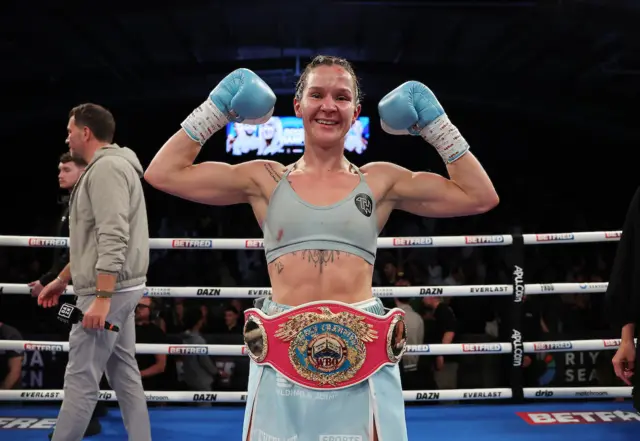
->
[263,163,378,265]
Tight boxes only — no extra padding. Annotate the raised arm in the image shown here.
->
[144,68,276,206]
[375,80,499,217]
[145,130,260,206]
[365,153,498,218]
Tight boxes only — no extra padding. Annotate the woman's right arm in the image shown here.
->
[145,68,277,205]
[144,130,259,206]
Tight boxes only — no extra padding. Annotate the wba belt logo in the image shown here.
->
[275,307,377,386]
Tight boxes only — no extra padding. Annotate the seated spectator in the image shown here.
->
[134,297,167,392]
[164,299,186,335]
[421,296,458,391]
[0,322,23,390]
[181,305,218,401]
[393,298,424,390]
[222,306,242,334]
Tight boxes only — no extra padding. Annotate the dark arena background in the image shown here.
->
[0,1,639,440]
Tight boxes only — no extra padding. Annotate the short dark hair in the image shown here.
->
[224,306,239,315]
[59,152,87,167]
[295,55,362,105]
[69,103,116,143]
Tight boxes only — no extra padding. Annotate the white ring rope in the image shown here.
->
[0,230,621,249]
[0,282,609,298]
[0,230,627,405]
[0,387,631,403]
[0,338,633,356]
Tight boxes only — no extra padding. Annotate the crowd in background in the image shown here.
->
[0,202,624,398]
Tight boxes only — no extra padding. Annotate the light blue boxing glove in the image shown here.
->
[378,81,469,164]
[182,68,276,145]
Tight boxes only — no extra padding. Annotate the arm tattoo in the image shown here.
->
[264,164,281,183]
[274,261,284,274]
[302,250,341,274]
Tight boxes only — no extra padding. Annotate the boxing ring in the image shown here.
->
[0,231,638,440]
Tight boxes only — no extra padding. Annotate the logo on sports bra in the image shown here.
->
[354,193,373,217]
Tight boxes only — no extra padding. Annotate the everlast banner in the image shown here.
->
[470,286,508,293]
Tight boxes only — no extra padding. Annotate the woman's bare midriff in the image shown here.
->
[267,250,374,306]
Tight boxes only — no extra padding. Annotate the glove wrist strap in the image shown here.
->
[181,99,229,146]
[420,114,470,164]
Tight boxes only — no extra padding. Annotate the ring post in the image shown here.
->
[510,232,525,402]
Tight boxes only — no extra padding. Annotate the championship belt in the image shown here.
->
[243,300,407,391]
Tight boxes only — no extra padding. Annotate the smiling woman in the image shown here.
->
[144,53,498,441]
[293,56,362,152]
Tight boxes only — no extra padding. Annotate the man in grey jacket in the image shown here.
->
[38,103,152,441]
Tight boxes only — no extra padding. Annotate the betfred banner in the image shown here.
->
[517,410,640,425]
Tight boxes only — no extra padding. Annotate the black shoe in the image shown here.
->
[84,418,102,437]
[93,401,108,418]
[48,418,102,439]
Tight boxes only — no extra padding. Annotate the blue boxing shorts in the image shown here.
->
[241,297,409,441]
